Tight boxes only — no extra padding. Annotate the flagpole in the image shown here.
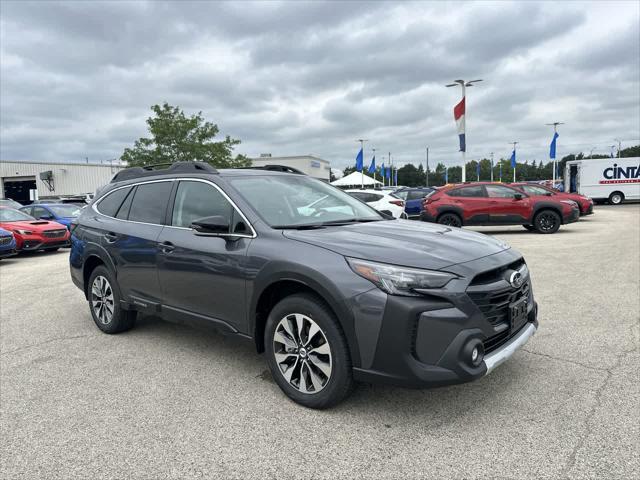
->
[357,139,367,189]
[372,148,376,184]
[546,122,563,185]
[425,146,429,187]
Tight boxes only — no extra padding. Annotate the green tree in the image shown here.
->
[120,103,250,168]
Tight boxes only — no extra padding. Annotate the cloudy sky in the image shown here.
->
[1,0,639,170]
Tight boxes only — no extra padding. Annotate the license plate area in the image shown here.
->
[510,297,528,331]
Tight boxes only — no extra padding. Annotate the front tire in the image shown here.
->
[264,293,354,409]
[87,266,136,334]
[533,209,561,234]
[437,212,462,227]
[608,191,624,205]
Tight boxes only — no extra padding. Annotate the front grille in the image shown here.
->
[0,236,12,246]
[469,257,525,286]
[484,321,529,353]
[467,281,530,327]
[43,229,66,238]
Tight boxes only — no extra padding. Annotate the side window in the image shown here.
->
[448,186,485,197]
[348,192,368,201]
[33,207,50,219]
[486,185,519,198]
[128,182,173,224]
[171,181,233,230]
[394,191,408,200]
[97,187,132,217]
[21,206,33,216]
[368,193,384,202]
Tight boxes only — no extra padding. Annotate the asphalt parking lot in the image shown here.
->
[1,204,638,479]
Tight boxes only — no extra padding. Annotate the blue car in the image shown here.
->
[0,227,17,259]
[392,187,435,219]
[19,203,83,230]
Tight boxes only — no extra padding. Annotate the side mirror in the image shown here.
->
[513,193,523,200]
[190,215,230,235]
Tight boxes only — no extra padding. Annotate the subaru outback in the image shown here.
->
[70,162,538,408]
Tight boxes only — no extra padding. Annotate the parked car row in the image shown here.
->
[418,182,590,234]
[0,205,76,259]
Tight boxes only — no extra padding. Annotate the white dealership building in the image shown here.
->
[0,160,124,203]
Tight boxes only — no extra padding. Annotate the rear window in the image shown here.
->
[96,187,132,217]
[128,182,173,224]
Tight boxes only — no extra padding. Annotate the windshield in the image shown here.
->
[523,185,553,196]
[48,204,82,217]
[0,199,22,208]
[229,175,383,228]
[0,208,35,222]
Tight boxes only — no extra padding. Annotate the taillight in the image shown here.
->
[389,200,404,207]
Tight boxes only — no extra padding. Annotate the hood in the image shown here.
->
[283,219,510,270]
[0,220,67,232]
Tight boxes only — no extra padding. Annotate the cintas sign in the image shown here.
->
[600,163,640,184]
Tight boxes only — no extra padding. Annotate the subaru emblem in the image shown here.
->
[509,271,523,289]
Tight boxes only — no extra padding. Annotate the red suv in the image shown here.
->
[421,182,579,234]
[510,183,594,215]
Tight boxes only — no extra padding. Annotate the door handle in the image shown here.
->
[159,241,175,253]
[104,232,118,243]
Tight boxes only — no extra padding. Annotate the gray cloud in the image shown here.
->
[1,0,638,169]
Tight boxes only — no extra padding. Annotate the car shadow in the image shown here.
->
[130,313,522,419]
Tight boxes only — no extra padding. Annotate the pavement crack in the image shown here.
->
[520,348,609,372]
[0,334,94,357]
[559,346,638,478]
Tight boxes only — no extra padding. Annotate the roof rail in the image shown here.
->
[110,161,218,183]
[243,164,305,175]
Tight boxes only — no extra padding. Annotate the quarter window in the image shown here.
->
[486,185,519,198]
[171,181,235,231]
[448,186,485,197]
[96,187,132,217]
[128,182,173,224]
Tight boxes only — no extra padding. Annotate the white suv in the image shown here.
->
[346,189,407,218]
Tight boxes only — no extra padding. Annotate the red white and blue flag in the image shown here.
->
[454,97,466,152]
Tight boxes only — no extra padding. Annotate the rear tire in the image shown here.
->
[437,212,462,227]
[264,293,354,409]
[533,210,561,234]
[87,266,136,334]
[608,191,624,205]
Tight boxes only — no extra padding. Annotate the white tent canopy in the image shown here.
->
[330,171,382,187]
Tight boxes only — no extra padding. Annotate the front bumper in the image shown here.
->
[581,202,594,215]
[563,207,580,224]
[350,249,539,388]
[15,233,70,251]
[0,247,17,258]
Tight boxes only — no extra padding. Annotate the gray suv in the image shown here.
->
[70,162,538,408]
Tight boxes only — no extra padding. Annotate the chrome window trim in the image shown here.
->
[92,177,257,238]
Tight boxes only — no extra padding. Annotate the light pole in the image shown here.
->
[446,79,483,182]
[614,138,622,158]
[425,146,429,187]
[357,139,367,188]
[546,122,564,185]
[490,152,494,182]
[589,147,595,159]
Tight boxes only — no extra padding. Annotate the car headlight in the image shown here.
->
[15,229,33,235]
[346,258,457,295]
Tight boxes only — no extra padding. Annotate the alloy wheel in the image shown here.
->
[272,313,332,394]
[440,214,461,227]
[91,276,115,325]
[538,212,557,232]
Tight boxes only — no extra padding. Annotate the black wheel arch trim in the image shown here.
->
[531,201,563,223]
[435,205,464,223]
[249,261,361,367]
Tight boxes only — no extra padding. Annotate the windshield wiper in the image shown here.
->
[273,218,383,230]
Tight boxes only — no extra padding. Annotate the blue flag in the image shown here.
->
[510,149,516,168]
[355,148,364,171]
[476,161,481,179]
[444,168,448,183]
[368,155,376,174]
[385,165,391,179]
[499,162,502,181]
[549,132,559,159]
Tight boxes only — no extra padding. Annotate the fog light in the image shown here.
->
[471,347,479,363]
